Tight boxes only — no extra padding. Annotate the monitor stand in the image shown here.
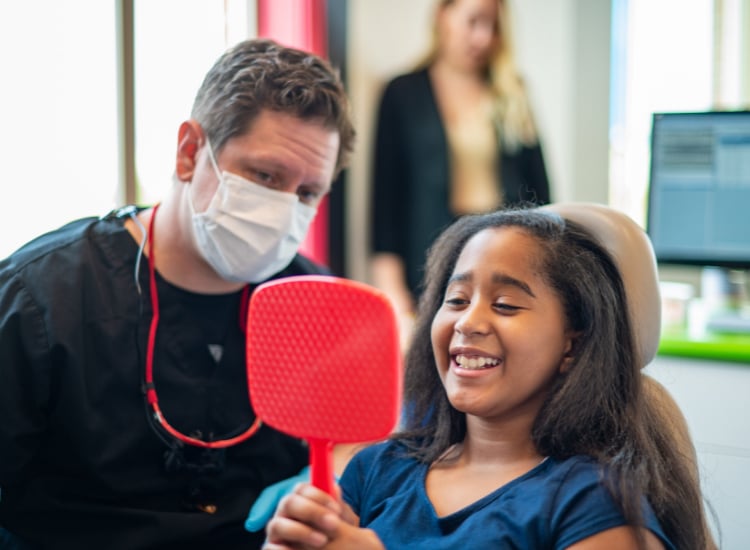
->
[701,267,750,334]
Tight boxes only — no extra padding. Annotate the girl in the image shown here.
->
[265,208,711,549]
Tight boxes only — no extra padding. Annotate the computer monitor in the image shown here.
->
[646,110,750,269]
[647,111,750,334]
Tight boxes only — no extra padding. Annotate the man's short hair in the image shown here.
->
[191,38,355,176]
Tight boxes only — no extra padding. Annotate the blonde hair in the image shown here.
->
[419,0,539,152]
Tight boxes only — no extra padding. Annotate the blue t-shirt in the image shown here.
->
[340,441,674,550]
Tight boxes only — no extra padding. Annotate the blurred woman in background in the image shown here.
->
[370,0,550,341]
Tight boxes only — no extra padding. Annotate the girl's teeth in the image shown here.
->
[455,354,498,369]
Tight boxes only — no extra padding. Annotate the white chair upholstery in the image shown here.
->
[541,202,662,368]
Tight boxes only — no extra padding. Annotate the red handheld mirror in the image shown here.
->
[246,275,402,495]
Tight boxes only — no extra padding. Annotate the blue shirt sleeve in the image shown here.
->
[549,459,675,550]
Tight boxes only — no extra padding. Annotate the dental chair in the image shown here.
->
[542,202,717,549]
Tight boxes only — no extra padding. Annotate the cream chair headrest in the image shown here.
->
[540,202,662,367]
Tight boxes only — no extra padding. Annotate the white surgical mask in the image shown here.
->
[188,141,317,283]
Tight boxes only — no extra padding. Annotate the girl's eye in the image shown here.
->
[444,296,468,306]
[494,303,520,312]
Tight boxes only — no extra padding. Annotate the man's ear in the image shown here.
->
[175,119,205,181]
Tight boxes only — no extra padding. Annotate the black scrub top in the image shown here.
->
[0,209,327,549]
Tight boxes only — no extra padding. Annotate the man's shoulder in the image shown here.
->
[0,215,129,284]
[273,254,331,278]
[1,217,98,271]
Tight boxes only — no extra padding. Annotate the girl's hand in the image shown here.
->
[262,482,384,550]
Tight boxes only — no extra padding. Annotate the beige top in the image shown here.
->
[444,96,501,215]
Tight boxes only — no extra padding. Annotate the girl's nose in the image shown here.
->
[454,303,490,336]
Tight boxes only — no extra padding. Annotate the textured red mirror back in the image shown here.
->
[246,275,402,443]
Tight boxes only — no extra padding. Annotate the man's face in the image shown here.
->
[192,109,340,212]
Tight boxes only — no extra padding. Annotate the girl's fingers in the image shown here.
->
[266,515,329,548]
[291,482,343,514]
[266,484,343,547]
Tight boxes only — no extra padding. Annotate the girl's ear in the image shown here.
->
[559,331,581,374]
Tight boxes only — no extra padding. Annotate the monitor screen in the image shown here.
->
[647,111,750,269]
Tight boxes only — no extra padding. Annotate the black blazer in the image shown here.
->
[370,68,551,294]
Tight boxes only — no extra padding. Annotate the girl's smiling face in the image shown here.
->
[431,226,576,423]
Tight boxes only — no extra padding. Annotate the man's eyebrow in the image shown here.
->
[239,156,284,173]
[447,271,536,298]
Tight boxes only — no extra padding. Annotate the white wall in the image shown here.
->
[646,356,750,549]
[347,0,434,284]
